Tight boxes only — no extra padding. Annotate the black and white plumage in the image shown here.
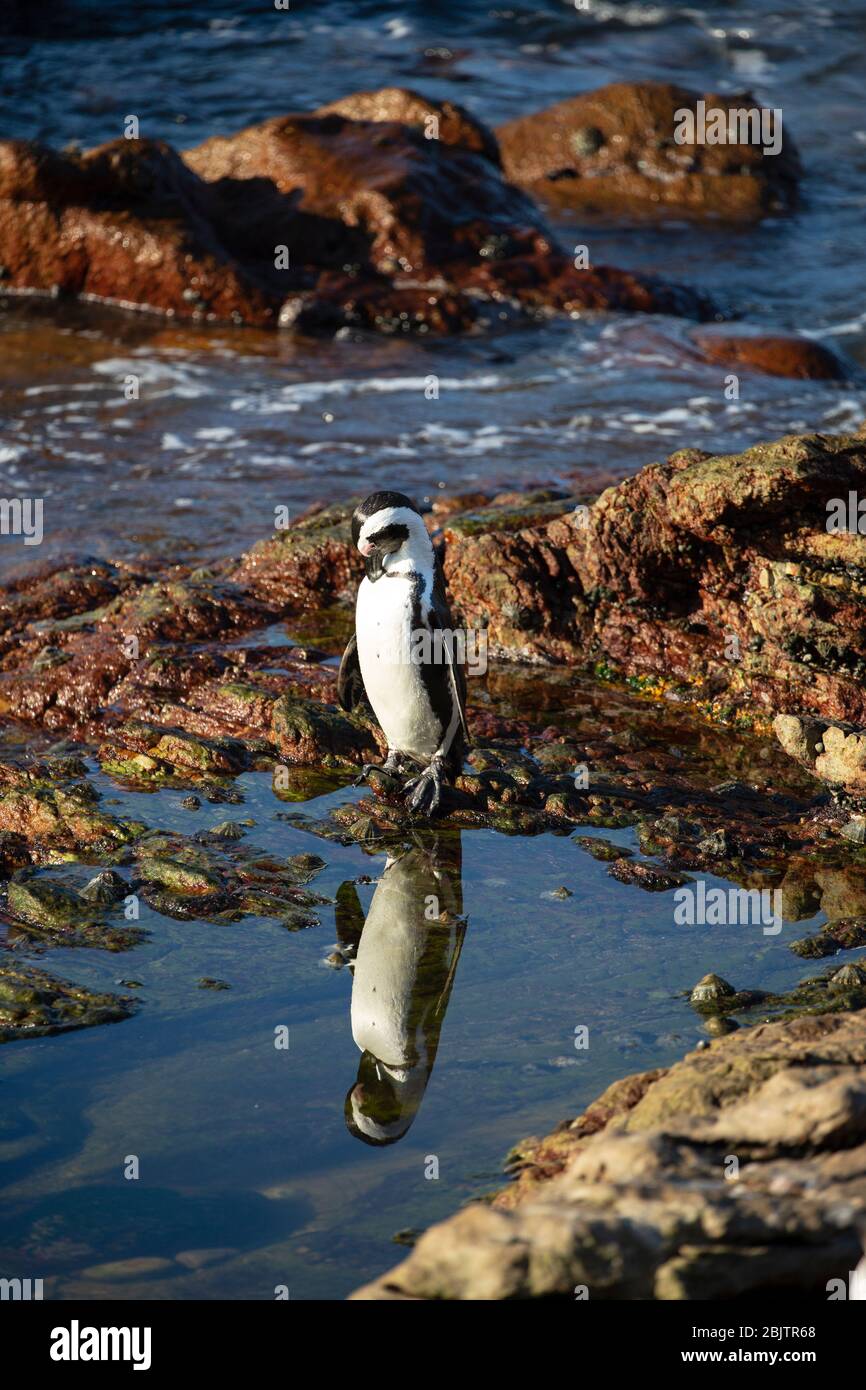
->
[337,490,469,815]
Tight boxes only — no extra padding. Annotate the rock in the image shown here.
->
[317,86,500,164]
[831,964,866,990]
[696,828,730,858]
[445,431,866,724]
[0,829,29,877]
[497,81,800,222]
[0,962,136,1041]
[573,836,633,862]
[8,875,94,928]
[351,1010,866,1300]
[0,137,281,325]
[791,917,866,960]
[80,869,128,904]
[608,859,688,892]
[287,852,327,882]
[689,974,736,1010]
[206,820,247,840]
[0,89,714,336]
[174,1247,236,1270]
[692,328,848,381]
[135,855,225,898]
[231,502,359,609]
[841,817,866,845]
[774,715,866,800]
[271,693,380,767]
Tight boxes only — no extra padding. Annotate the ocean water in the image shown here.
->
[0,0,864,567]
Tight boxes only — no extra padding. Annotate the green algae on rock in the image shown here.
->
[0,962,136,1042]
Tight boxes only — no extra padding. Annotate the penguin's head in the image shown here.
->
[352,490,432,583]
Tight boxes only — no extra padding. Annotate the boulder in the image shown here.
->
[498,81,800,222]
[445,431,866,724]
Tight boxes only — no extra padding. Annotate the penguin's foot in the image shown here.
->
[354,751,403,788]
[404,759,444,817]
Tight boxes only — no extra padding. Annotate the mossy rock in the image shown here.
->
[135,855,226,897]
[0,963,136,1042]
[8,876,96,928]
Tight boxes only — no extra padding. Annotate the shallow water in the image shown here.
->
[0,756,831,1300]
[1,0,865,1300]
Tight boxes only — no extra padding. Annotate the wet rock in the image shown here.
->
[351,1010,866,1300]
[841,817,866,845]
[573,836,633,862]
[830,963,866,991]
[134,854,225,899]
[232,503,359,609]
[198,978,230,991]
[690,972,735,1006]
[703,1015,740,1037]
[8,875,96,928]
[445,430,866,724]
[774,715,866,800]
[271,693,380,768]
[791,917,866,960]
[497,81,800,222]
[692,328,848,381]
[0,962,136,1042]
[79,869,129,904]
[80,1257,174,1281]
[0,137,282,324]
[181,796,201,810]
[205,820,247,840]
[608,859,688,892]
[316,87,501,164]
[0,828,29,877]
[0,89,714,335]
[0,557,134,637]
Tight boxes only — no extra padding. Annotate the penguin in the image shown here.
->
[338,490,469,815]
[341,831,466,1146]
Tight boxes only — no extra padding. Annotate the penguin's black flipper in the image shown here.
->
[337,632,368,712]
[430,565,470,748]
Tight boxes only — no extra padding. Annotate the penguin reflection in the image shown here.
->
[336,832,465,1146]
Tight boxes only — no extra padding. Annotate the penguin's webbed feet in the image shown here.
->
[354,751,402,788]
[404,758,444,817]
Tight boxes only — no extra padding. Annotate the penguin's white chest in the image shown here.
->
[356,575,441,762]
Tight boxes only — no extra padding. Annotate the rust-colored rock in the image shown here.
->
[692,328,848,380]
[445,431,866,725]
[498,81,800,222]
[0,137,283,325]
[317,86,501,165]
[0,87,715,333]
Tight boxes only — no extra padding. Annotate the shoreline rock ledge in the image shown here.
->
[350,1008,866,1300]
[0,86,716,333]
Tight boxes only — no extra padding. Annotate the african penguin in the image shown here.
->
[343,832,466,1145]
[337,490,469,815]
